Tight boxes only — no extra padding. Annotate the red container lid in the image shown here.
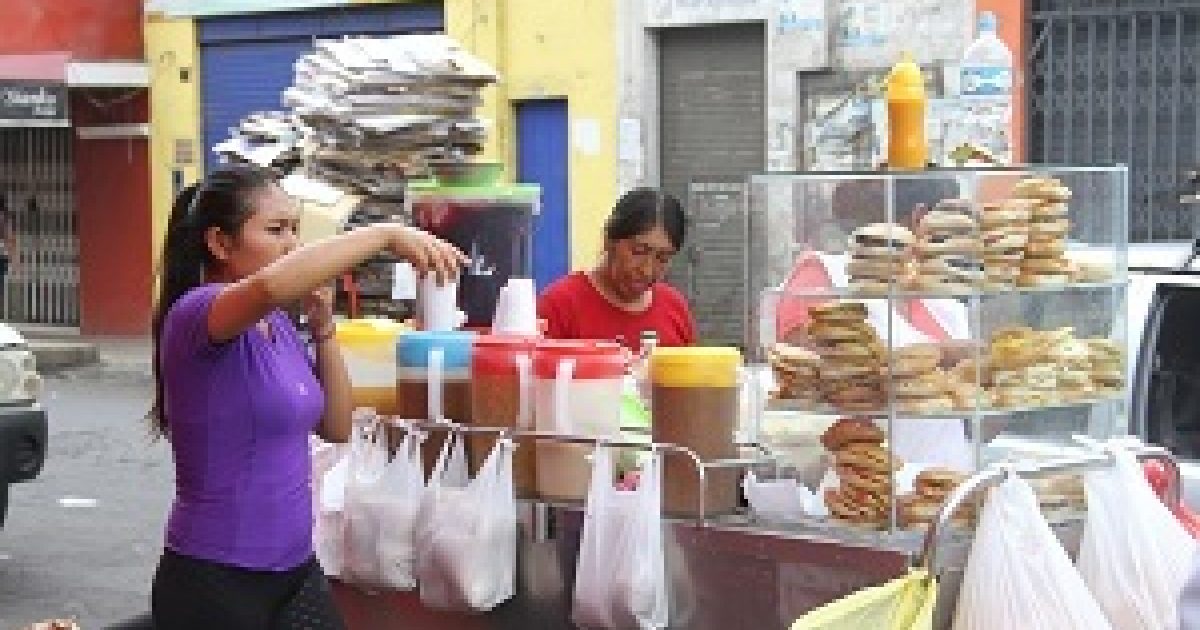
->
[533,340,626,380]
[471,334,538,377]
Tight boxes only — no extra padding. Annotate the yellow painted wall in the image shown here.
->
[145,14,203,269]
[145,0,619,272]
[446,0,618,270]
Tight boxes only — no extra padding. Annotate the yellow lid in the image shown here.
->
[650,346,741,388]
[886,52,926,101]
[335,318,409,344]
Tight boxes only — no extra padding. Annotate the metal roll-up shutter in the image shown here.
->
[659,24,765,347]
[198,3,444,172]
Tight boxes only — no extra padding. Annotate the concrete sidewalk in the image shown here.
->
[11,323,152,379]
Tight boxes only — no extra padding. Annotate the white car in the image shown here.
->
[0,323,46,528]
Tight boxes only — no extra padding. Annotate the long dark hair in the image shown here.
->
[149,165,278,437]
[603,187,687,251]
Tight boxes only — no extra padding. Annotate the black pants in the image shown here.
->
[152,549,346,630]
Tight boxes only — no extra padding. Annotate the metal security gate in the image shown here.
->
[659,23,765,346]
[0,128,77,325]
[1030,0,1200,241]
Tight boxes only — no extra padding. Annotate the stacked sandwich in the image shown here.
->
[1013,177,1073,287]
[1087,337,1125,396]
[767,343,821,403]
[846,223,913,295]
[821,418,899,529]
[909,199,982,294]
[987,326,1057,408]
[807,302,887,412]
[978,199,1034,290]
[899,467,970,530]
[888,344,953,414]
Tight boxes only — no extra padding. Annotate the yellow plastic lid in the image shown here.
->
[650,346,741,388]
[335,318,409,344]
[886,51,926,101]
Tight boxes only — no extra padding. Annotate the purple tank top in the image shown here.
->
[160,284,325,570]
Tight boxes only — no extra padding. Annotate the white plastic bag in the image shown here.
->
[415,434,517,611]
[373,429,426,590]
[953,472,1112,630]
[312,438,348,577]
[742,470,816,523]
[572,447,669,629]
[341,419,390,585]
[1078,448,1197,630]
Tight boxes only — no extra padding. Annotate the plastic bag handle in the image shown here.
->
[515,352,532,429]
[554,358,576,433]
[428,347,445,423]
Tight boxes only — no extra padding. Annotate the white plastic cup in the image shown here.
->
[495,278,538,335]
[418,273,466,331]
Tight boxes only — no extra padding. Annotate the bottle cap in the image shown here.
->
[979,11,997,33]
[887,52,926,100]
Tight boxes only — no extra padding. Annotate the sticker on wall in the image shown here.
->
[618,118,642,162]
[572,118,602,156]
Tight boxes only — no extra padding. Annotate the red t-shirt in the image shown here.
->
[537,272,697,352]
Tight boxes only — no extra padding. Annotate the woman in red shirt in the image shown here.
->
[538,188,696,352]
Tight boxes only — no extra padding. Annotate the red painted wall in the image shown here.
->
[71,92,152,335]
[0,1,151,334]
[0,0,143,60]
[978,0,1028,163]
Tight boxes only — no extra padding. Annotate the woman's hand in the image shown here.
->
[305,285,336,340]
[381,225,467,284]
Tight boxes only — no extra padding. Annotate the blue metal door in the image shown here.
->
[198,3,443,172]
[516,100,570,290]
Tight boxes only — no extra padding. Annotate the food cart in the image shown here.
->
[327,165,1165,629]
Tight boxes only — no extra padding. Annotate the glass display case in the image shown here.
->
[746,165,1129,532]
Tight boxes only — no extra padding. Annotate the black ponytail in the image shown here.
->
[149,165,278,437]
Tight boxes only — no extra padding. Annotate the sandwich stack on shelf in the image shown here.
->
[1014,177,1073,288]
[909,199,982,294]
[807,302,888,412]
[846,223,913,294]
[822,418,899,530]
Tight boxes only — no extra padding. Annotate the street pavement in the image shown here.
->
[0,369,170,629]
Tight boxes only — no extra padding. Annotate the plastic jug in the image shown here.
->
[886,52,928,170]
[470,335,538,496]
[396,330,477,475]
[533,340,626,501]
[335,318,409,414]
[651,346,743,516]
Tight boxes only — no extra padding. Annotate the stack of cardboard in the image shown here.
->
[284,34,497,196]
[212,111,305,173]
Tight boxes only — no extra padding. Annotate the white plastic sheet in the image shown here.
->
[572,447,669,629]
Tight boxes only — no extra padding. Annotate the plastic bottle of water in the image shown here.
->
[954,11,1014,164]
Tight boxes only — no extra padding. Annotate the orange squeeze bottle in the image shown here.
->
[886,52,928,169]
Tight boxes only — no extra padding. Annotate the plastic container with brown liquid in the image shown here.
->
[470,335,537,497]
[395,331,476,475]
[651,346,742,516]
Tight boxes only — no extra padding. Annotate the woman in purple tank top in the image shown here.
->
[148,165,464,630]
